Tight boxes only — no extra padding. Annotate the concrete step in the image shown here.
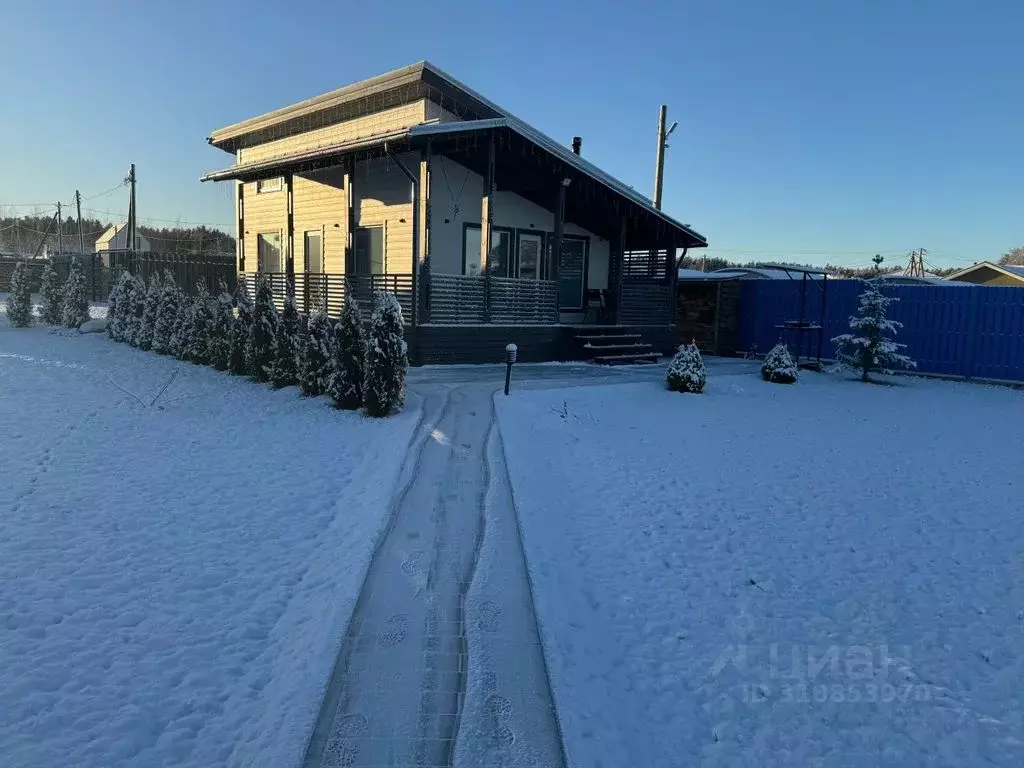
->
[592,351,661,365]
[576,333,642,343]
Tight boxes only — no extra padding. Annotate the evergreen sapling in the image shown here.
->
[298,310,332,396]
[245,277,278,381]
[61,258,90,329]
[268,292,300,388]
[208,278,235,370]
[184,279,215,364]
[363,292,407,417]
[228,281,253,375]
[666,341,707,394]
[39,262,63,325]
[833,281,916,382]
[136,275,161,350]
[5,261,33,327]
[107,270,129,339]
[169,290,193,359]
[761,343,798,384]
[327,298,367,410]
[151,271,181,354]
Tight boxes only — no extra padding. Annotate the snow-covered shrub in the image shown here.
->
[208,279,235,371]
[136,274,161,350]
[118,274,146,345]
[363,292,407,417]
[5,261,32,327]
[761,343,798,384]
[228,281,252,375]
[666,341,706,394]
[833,281,916,383]
[183,279,215,364]
[169,290,193,359]
[268,292,300,389]
[107,270,129,338]
[61,258,90,329]
[151,271,181,354]
[245,277,278,381]
[298,310,332,396]
[39,262,63,325]
[327,298,366,410]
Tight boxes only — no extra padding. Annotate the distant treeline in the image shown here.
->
[0,213,235,257]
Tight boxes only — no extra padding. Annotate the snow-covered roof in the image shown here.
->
[708,267,827,280]
[676,268,740,281]
[945,261,1024,284]
[871,274,967,286]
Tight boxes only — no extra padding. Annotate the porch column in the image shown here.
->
[481,129,496,321]
[418,141,432,324]
[285,172,295,288]
[344,157,356,275]
[665,239,677,325]
[608,215,625,325]
[551,177,566,289]
[236,181,245,273]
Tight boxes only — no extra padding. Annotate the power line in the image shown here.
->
[81,207,232,228]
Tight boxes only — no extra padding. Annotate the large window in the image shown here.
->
[256,177,283,194]
[462,224,512,277]
[257,232,282,272]
[354,226,384,275]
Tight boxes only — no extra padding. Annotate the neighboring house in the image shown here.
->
[946,262,1024,287]
[95,224,151,253]
[870,273,965,286]
[201,61,707,363]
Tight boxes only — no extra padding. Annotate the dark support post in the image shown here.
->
[608,215,624,325]
[713,280,722,354]
[236,182,245,272]
[345,158,356,276]
[419,140,432,324]
[481,130,496,322]
[285,172,295,289]
[615,216,626,324]
[665,242,677,324]
[551,178,566,297]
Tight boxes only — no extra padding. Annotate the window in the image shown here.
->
[257,232,282,272]
[557,236,589,310]
[256,177,283,194]
[516,231,544,279]
[353,226,384,275]
[304,230,322,273]
[462,224,512,277]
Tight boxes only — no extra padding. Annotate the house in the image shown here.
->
[945,262,1024,287]
[95,224,151,253]
[200,61,707,363]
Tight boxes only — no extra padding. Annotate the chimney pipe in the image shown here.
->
[571,136,582,155]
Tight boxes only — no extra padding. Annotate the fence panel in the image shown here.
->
[739,279,1024,382]
[488,277,558,324]
[429,274,487,324]
[49,251,237,301]
[620,281,673,325]
[239,273,413,321]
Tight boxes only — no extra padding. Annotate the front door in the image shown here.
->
[517,231,544,279]
[353,226,384,275]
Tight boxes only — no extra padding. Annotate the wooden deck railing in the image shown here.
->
[620,280,673,325]
[239,273,414,320]
[428,274,558,324]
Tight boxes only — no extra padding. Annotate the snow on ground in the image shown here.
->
[0,321,420,768]
[496,371,1024,767]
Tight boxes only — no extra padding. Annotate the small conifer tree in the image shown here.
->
[183,279,215,364]
[327,298,367,409]
[298,310,332,396]
[833,281,916,382]
[62,258,91,329]
[269,291,301,388]
[666,341,707,394]
[136,274,161,350]
[39,262,63,325]
[5,261,33,327]
[208,278,235,370]
[761,343,798,384]
[245,277,278,381]
[151,271,181,354]
[363,292,408,416]
[228,280,253,375]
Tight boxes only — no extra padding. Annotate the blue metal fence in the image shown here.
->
[739,280,1024,382]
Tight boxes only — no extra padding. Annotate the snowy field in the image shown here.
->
[497,370,1024,767]
[0,321,420,768]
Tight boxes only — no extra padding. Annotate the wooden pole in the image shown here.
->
[75,191,85,255]
[56,202,63,255]
[653,105,667,210]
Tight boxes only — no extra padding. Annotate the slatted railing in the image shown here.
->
[429,274,487,323]
[489,276,559,323]
[239,273,414,320]
[620,280,673,325]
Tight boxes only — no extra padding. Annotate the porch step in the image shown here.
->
[582,342,655,354]
[576,333,642,343]
[592,351,661,365]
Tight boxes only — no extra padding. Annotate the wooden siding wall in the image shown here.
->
[355,154,417,274]
[241,180,286,271]
[292,167,347,273]
[237,101,428,164]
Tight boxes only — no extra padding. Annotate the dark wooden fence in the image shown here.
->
[50,251,237,300]
[620,281,673,325]
[428,274,558,324]
[740,279,1024,382]
[239,272,414,320]
[0,258,47,292]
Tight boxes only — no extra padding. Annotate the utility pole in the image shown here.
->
[903,248,927,277]
[75,190,85,254]
[653,105,678,210]
[125,163,137,251]
[56,202,63,256]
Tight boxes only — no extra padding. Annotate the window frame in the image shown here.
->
[353,225,385,275]
[256,176,283,194]
[461,223,514,277]
[256,231,283,273]
[303,229,323,273]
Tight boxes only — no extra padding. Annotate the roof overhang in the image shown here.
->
[945,261,1024,283]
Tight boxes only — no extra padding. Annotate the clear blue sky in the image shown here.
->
[2,0,1021,268]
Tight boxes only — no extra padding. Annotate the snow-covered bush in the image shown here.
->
[364,292,407,417]
[268,292,300,389]
[183,279,215,364]
[666,341,706,394]
[107,270,128,338]
[245,277,278,381]
[118,274,146,345]
[761,343,798,384]
[833,281,916,383]
[5,261,32,327]
[298,310,332,396]
[208,279,235,370]
[136,275,161,350]
[61,258,90,329]
[151,271,181,354]
[228,281,252,375]
[169,290,193,359]
[327,298,366,410]
[39,262,63,325]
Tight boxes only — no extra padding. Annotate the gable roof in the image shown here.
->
[945,261,1024,284]
[204,62,707,247]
